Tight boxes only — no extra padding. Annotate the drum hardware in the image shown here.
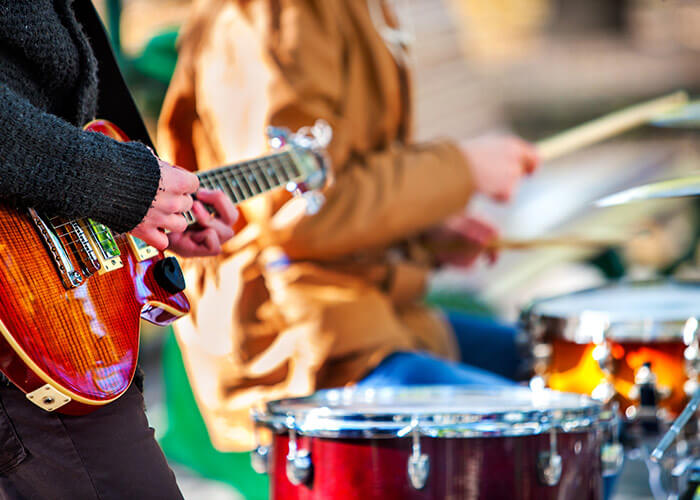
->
[521,312,552,387]
[250,421,270,474]
[591,380,616,405]
[670,457,698,500]
[651,388,700,463]
[532,342,553,381]
[404,417,430,490]
[601,404,625,477]
[640,388,700,498]
[537,428,563,486]
[285,416,313,486]
[684,324,700,398]
[680,460,700,500]
[591,339,616,404]
[251,445,270,475]
[629,362,672,426]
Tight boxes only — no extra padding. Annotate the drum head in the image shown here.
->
[525,280,700,342]
[255,386,607,438]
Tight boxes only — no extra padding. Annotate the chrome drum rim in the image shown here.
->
[254,386,613,438]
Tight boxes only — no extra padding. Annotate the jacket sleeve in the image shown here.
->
[268,139,473,260]
[0,84,160,233]
[258,0,475,260]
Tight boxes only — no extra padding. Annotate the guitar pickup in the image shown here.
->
[127,235,159,262]
[83,219,123,273]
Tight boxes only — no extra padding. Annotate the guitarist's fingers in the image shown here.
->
[157,192,193,214]
[132,226,169,251]
[157,158,200,195]
[198,228,222,254]
[191,200,212,225]
[161,213,189,234]
[195,189,239,226]
[192,201,235,243]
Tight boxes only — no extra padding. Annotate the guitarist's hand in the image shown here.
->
[167,188,238,257]
[131,159,200,250]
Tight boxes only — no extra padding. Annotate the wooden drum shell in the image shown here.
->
[268,431,603,500]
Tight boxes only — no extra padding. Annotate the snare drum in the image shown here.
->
[253,386,616,499]
[522,281,700,419]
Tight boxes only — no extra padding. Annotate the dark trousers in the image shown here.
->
[0,383,182,499]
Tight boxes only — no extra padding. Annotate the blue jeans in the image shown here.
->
[360,311,519,387]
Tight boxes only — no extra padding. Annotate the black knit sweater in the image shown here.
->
[0,0,160,233]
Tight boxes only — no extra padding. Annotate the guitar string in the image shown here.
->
[49,172,299,238]
[48,158,301,232]
[46,152,306,246]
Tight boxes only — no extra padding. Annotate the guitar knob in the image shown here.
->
[153,257,186,294]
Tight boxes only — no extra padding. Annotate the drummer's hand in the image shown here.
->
[426,215,499,268]
[459,134,539,202]
[167,188,238,257]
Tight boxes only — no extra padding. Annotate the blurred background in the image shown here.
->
[94,0,700,498]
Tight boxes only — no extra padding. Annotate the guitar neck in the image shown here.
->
[182,149,302,224]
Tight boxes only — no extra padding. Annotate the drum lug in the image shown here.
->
[286,449,312,486]
[251,445,270,474]
[250,418,270,474]
[684,323,700,396]
[407,418,430,490]
[601,442,625,476]
[592,341,614,374]
[537,429,562,487]
[601,409,624,476]
[285,417,313,486]
[629,361,670,427]
[591,380,616,404]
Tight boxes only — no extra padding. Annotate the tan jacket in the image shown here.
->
[158,0,475,451]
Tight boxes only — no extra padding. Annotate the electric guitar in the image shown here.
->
[0,119,329,415]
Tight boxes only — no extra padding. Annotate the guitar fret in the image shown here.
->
[264,158,283,187]
[198,172,217,190]
[275,154,296,182]
[225,170,246,201]
[286,154,302,178]
[245,166,263,195]
[183,210,196,224]
[253,162,271,191]
[234,170,253,198]
[214,170,240,203]
[258,158,277,188]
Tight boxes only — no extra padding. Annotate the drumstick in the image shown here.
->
[427,236,624,253]
[535,91,689,162]
[487,237,624,250]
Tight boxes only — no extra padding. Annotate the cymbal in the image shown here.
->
[650,100,700,128]
[596,174,700,207]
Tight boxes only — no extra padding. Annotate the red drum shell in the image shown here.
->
[269,430,602,499]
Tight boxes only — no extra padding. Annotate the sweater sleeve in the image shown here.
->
[0,85,160,233]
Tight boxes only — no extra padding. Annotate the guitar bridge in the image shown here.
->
[28,209,84,289]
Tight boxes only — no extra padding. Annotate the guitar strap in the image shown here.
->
[72,0,156,151]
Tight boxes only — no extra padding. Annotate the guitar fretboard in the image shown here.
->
[183,149,301,224]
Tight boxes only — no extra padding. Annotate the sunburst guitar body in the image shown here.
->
[0,121,188,415]
[0,119,328,415]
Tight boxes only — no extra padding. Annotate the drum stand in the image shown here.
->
[642,388,700,500]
